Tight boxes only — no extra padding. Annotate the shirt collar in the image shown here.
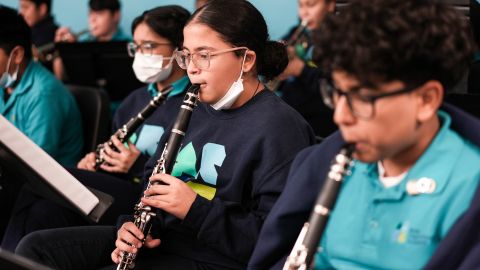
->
[361,111,462,200]
[147,76,190,99]
[10,60,35,96]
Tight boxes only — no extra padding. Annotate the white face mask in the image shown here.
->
[132,51,175,83]
[211,51,248,110]
[0,51,19,89]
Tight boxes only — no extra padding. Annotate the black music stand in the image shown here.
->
[56,41,144,102]
[0,115,113,223]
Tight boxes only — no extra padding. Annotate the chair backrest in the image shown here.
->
[67,85,111,154]
[445,93,480,118]
[0,249,53,270]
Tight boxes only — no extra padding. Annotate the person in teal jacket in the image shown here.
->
[0,6,83,167]
[0,5,83,242]
[53,0,130,80]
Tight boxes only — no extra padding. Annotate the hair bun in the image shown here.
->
[258,41,288,81]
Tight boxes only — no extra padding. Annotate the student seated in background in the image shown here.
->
[1,5,192,253]
[0,5,83,167]
[275,0,337,139]
[18,0,58,70]
[15,0,315,269]
[249,0,480,269]
[53,0,129,80]
[0,4,83,244]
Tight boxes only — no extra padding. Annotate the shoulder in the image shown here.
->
[114,85,150,117]
[28,63,71,98]
[254,91,310,126]
[291,132,345,174]
[120,85,150,105]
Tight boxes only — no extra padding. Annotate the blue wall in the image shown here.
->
[0,0,298,40]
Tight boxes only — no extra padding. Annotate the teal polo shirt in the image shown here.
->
[315,111,480,270]
[127,76,189,155]
[0,61,83,167]
[79,27,130,42]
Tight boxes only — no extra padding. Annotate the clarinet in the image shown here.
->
[287,19,309,47]
[267,20,308,91]
[116,84,200,270]
[33,29,89,62]
[94,85,173,170]
[283,145,354,270]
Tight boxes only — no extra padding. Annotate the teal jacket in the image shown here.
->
[0,61,83,166]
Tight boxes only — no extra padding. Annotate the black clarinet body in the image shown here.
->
[116,84,200,270]
[94,86,173,170]
[283,145,354,270]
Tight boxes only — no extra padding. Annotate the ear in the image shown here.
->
[11,46,25,66]
[415,80,444,123]
[242,50,256,73]
[38,3,48,17]
[327,0,336,13]
[113,10,121,24]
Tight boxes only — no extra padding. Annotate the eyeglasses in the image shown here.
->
[127,42,172,57]
[319,77,420,119]
[174,47,248,70]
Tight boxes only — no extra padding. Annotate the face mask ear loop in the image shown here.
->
[11,60,19,82]
[5,50,14,77]
[237,50,248,80]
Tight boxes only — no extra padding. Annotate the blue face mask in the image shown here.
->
[0,51,19,89]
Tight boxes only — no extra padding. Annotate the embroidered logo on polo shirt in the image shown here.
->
[392,221,409,244]
[391,221,433,245]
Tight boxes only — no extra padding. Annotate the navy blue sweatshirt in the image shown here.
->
[248,103,480,270]
[111,78,189,179]
[134,90,315,269]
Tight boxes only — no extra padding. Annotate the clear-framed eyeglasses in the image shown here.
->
[174,47,248,70]
[319,77,421,120]
[127,41,172,57]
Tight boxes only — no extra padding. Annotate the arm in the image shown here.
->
[22,93,66,160]
[248,132,344,270]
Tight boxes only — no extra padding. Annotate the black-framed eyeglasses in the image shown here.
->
[319,77,421,119]
[127,41,172,57]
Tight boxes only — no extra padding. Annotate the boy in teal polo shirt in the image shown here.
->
[0,6,83,167]
[53,0,130,80]
[55,0,129,43]
[249,0,480,269]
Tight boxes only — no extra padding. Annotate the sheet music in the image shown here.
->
[0,115,99,215]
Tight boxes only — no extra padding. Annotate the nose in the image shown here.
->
[299,7,308,22]
[186,57,200,75]
[333,96,356,127]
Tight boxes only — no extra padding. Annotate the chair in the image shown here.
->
[67,85,111,154]
[445,93,480,118]
[0,249,52,270]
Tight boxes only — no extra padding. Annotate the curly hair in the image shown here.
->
[313,0,475,90]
